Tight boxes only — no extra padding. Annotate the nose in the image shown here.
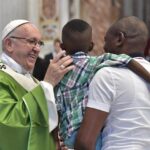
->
[35,41,42,47]
[32,44,41,52]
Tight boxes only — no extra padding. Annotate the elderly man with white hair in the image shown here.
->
[0,19,74,150]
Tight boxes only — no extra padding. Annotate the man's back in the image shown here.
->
[88,58,150,150]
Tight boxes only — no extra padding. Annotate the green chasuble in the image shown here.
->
[0,70,56,150]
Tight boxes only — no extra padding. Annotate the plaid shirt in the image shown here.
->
[55,52,131,140]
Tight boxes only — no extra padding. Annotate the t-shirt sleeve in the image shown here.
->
[87,67,116,112]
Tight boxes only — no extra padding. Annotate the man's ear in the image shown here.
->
[88,42,94,52]
[4,38,14,53]
[116,32,125,47]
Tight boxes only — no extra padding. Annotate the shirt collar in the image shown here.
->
[0,52,30,75]
[72,51,88,58]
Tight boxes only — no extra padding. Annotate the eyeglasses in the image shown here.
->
[10,36,44,47]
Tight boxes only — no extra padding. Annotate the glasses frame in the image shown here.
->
[9,36,44,47]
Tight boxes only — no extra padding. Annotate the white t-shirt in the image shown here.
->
[87,58,150,150]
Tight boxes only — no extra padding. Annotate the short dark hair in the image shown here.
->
[62,19,92,55]
[108,16,148,52]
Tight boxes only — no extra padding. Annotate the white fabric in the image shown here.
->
[0,52,30,75]
[0,52,58,132]
[87,58,150,150]
[40,81,58,132]
[2,19,29,40]
[0,64,38,91]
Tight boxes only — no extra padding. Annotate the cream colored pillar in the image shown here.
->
[59,0,69,31]
[27,0,40,27]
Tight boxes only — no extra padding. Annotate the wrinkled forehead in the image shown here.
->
[14,23,37,33]
[13,23,41,38]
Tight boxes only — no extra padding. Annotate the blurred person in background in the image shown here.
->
[32,56,50,80]
[33,38,62,81]
[45,38,62,61]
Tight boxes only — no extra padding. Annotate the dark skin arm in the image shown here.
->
[127,59,150,83]
[52,114,69,150]
[74,108,108,150]
[52,127,61,150]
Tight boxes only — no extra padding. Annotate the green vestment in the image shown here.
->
[0,66,56,150]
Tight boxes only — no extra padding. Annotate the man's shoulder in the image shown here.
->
[0,70,25,92]
[45,53,53,60]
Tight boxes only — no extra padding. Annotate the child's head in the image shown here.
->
[61,19,93,55]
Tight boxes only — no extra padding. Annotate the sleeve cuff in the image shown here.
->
[87,100,110,113]
[40,81,58,132]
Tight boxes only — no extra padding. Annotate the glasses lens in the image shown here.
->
[27,39,44,47]
[9,36,44,47]
[38,41,44,46]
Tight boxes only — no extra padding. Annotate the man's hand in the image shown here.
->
[44,51,74,86]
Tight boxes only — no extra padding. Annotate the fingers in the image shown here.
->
[55,55,73,66]
[58,56,75,74]
[59,56,74,68]
[50,55,74,70]
[61,65,75,75]
[51,52,74,70]
[53,50,66,62]
[52,50,73,67]
[44,57,74,86]
[44,50,75,86]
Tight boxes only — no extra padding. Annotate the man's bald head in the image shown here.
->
[104,16,149,55]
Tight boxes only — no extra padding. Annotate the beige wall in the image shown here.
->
[81,0,121,55]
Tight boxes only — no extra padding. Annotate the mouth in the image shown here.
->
[28,54,37,62]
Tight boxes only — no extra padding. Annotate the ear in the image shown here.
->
[88,42,94,52]
[116,32,126,47]
[4,38,14,53]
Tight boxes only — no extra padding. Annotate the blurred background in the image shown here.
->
[0,0,150,58]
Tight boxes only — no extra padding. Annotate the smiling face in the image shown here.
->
[4,23,42,71]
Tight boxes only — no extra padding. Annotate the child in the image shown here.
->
[55,19,149,149]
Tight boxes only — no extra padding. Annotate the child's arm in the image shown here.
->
[127,59,150,83]
[97,53,150,83]
[52,126,69,150]
[52,127,61,150]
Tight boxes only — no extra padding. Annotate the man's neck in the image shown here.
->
[129,52,145,58]
[0,52,31,74]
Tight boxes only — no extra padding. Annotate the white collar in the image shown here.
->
[0,52,31,75]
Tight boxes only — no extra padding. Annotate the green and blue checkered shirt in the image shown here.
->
[55,52,131,141]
